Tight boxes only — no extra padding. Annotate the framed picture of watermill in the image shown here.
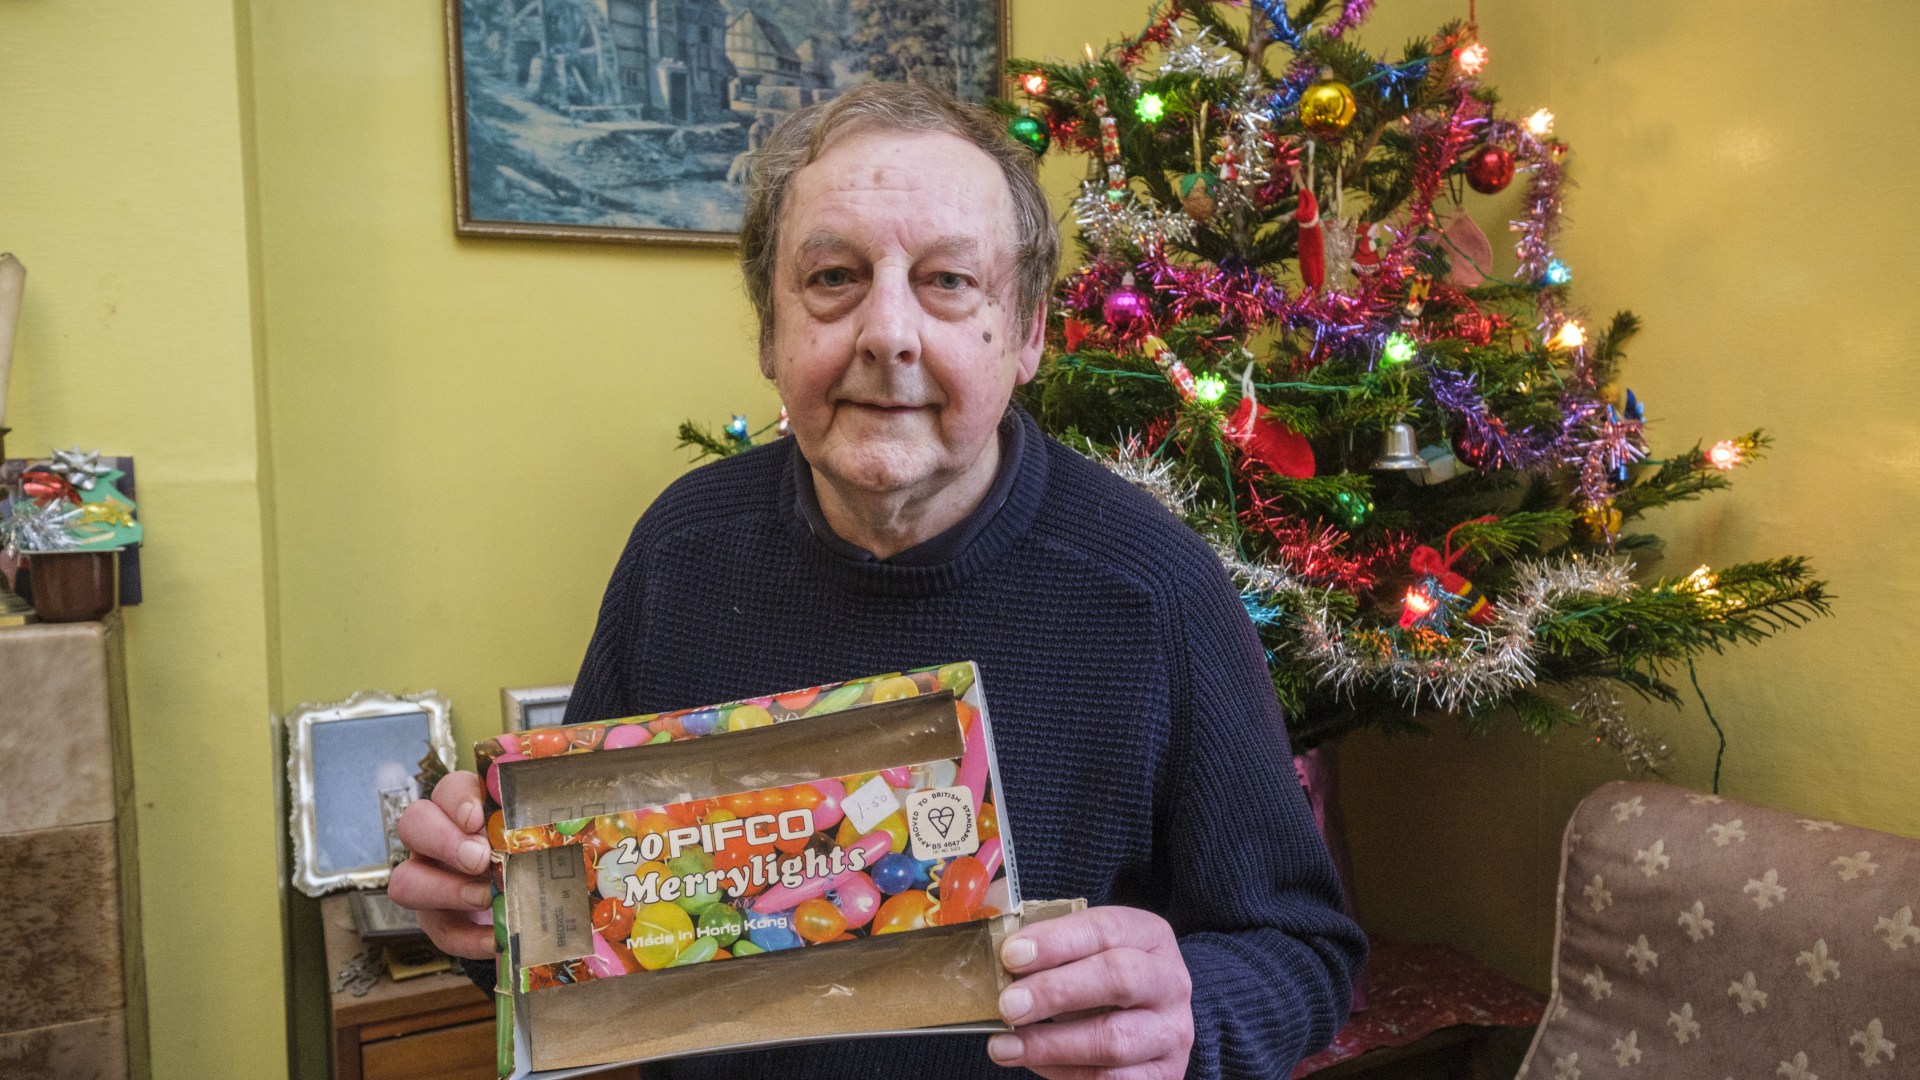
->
[445,0,1009,245]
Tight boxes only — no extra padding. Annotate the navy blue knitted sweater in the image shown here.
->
[495,407,1362,1078]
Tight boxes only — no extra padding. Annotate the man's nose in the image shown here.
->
[854,268,921,366]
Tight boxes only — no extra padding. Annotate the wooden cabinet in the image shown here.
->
[0,617,148,1079]
[321,894,638,1080]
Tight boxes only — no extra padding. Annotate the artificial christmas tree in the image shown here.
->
[685,1,1830,780]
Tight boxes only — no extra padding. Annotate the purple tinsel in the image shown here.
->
[1323,0,1378,40]
[1567,405,1648,507]
[1429,368,1592,473]
[1137,254,1291,332]
[1483,118,1571,308]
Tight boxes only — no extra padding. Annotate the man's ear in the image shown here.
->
[1013,303,1047,385]
[757,335,776,380]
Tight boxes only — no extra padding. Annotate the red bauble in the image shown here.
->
[1463,145,1515,194]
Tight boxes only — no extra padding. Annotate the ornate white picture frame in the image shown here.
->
[286,690,456,897]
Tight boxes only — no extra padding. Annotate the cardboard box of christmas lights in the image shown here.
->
[477,662,1073,1078]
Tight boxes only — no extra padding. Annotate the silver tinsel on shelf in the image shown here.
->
[0,498,81,556]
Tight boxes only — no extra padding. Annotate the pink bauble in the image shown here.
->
[1101,285,1151,328]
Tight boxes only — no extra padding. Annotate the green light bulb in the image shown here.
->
[1194,373,1228,403]
[1383,333,1417,365]
[1136,92,1166,123]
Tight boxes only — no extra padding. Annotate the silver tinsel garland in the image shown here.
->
[1095,439,1200,517]
[1566,677,1671,776]
[1297,556,1635,713]
[1073,184,1196,254]
[1156,25,1241,80]
[1091,447,1657,763]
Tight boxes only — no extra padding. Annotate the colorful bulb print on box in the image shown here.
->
[475,662,1019,993]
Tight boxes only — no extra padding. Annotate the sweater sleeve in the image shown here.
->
[1161,573,1366,1079]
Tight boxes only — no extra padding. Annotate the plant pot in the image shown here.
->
[27,550,117,622]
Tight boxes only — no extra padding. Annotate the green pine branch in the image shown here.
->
[676,422,740,461]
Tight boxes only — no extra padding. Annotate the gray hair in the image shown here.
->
[738,82,1059,350]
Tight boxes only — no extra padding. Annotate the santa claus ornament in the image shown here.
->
[1296,187,1326,292]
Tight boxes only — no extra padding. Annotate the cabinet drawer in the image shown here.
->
[359,1018,644,1080]
[362,1020,494,1080]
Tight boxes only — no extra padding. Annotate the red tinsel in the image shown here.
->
[1117,6,1183,66]
[1404,96,1483,235]
[1046,112,1099,155]
[1241,485,1413,594]
[1254,135,1304,206]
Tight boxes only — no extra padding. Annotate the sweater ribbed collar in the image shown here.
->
[782,406,1050,598]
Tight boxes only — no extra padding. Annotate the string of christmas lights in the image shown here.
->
[682,1,1829,769]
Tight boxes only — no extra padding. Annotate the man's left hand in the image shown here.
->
[988,906,1194,1079]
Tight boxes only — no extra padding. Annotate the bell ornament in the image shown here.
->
[1372,422,1426,471]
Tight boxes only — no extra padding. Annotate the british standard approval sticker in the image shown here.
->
[906,786,979,861]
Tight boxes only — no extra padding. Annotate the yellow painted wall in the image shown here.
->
[1336,0,1920,986]
[242,1,1120,1077]
[244,0,1115,748]
[10,0,1915,1075]
[0,3,288,1079]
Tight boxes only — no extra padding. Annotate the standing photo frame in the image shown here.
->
[286,690,456,897]
[501,683,573,731]
[444,0,1009,245]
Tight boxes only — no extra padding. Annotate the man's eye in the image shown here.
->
[812,268,853,288]
[932,272,970,290]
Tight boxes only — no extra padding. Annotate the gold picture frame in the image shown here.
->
[445,0,1010,245]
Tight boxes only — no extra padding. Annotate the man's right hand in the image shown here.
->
[388,769,496,960]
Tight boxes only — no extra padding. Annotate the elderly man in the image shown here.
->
[392,82,1363,1079]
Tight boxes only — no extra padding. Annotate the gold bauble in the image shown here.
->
[1574,502,1624,544]
[1299,79,1357,136]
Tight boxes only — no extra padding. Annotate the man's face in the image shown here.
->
[762,128,1044,503]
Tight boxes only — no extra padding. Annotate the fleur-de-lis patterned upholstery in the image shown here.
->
[1519,781,1919,1078]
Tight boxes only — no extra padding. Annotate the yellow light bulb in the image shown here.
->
[1525,108,1556,138]
[1550,322,1586,351]
[1681,566,1719,595]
